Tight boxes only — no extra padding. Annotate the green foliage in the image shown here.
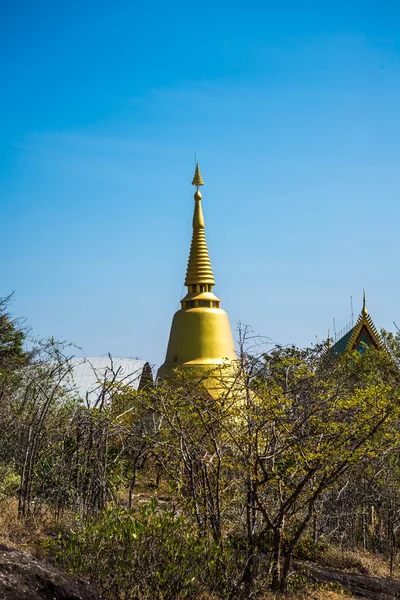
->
[0,294,30,372]
[1,300,400,596]
[290,536,328,562]
[257,527,327,562]
[54,502,240,599]
[0,464,20,500]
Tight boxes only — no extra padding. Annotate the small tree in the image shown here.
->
[0,294,31,372]
[231,342,400,591]
[146,335,400,594]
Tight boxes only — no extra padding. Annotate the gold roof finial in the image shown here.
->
[192,162,204,189]
[327,328,332,348]
[185,163,215,287]
[362,289,368,316]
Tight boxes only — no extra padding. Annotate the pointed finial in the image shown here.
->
[327,328,332,348]
[192,162,204,189]
[362,289,368,316]
[185,162,215,287]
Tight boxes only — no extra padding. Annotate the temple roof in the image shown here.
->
[330,292,383,356]
[330,328,354,355]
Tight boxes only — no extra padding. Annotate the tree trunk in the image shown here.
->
[128,463,138,509]
[242,482,257,589]
[271,526,283,592]
[313,512,318,543]
[280,555,292,592]
[390,528,396,577]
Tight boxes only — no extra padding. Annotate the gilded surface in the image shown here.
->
[158,164,236,382]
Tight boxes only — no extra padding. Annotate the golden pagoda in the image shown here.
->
[157,163,236,380]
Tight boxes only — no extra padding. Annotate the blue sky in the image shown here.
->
[1,1,400,368]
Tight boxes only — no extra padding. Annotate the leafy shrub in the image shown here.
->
[0,465,20,500]
[257,528,327,563]
[54,501,240,599]
[291,536,328,562]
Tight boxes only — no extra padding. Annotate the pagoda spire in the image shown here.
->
[157,162,236,386]
[185,163,215,287]
[192,162,204,188]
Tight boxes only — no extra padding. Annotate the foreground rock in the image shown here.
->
[0,544,101,600]
[296,560,400,600]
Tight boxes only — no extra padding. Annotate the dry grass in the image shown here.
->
[320,546,400,578]
[0,498,71,556]
[255,592,349,599]
[198,593,349,600]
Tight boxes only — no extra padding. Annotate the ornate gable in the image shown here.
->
[330,292,383,356]
[346,312,383,353]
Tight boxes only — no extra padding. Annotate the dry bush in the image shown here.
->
[257,591,348,599]
[195,592,348,600]
[319,548,367,574]
[0,498,72,556]
[320,546,400,578]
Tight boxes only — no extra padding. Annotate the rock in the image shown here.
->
[295,560,400,600]
[0,544,101,600]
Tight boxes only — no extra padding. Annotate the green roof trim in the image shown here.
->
[329,299,383,357]
[330,328,355,355]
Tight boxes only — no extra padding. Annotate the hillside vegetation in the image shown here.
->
[1,296,400,599]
